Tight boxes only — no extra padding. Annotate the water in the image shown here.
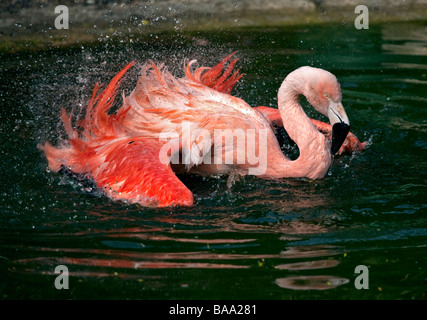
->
[0,21,426,300]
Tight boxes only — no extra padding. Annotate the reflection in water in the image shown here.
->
[13,256,250,270]
[8,243,342,269]
[6,220,346,291]
[275,276,349,290]
[275,259,340,270]
[4,175,345,291]
[279,245,342,259]
[273,245,345,290]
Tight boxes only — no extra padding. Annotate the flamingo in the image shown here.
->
[39,54,366,207]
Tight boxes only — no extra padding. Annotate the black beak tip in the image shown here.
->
[331,123,350,155]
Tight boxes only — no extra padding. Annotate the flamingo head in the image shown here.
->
[297,66,351,155]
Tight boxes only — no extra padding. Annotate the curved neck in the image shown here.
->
[278,79,319,152]
[272,75,331,179]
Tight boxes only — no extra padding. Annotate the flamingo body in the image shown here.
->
[40,55,366,207]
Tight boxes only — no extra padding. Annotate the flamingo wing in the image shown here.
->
[123,54,250,135]
[86,136,194,207]
[120,54,274,172]
[39,62,193,207]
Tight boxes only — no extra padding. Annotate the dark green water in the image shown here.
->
[0,22,426,300]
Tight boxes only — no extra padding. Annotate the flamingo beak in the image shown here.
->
[328,101,350,155]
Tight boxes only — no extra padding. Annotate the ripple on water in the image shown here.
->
[275,275,350,291]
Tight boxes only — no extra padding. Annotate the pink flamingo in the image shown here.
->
[39,54,366,207]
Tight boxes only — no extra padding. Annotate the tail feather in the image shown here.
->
[60,107,77,140]
[184,52,243,94]
[84,61,135,137]
[39,61,135,173]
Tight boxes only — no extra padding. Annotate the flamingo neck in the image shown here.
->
[273,75,331,179]
[278,80,317,151]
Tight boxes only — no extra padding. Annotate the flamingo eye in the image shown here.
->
[323,93,329,98]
